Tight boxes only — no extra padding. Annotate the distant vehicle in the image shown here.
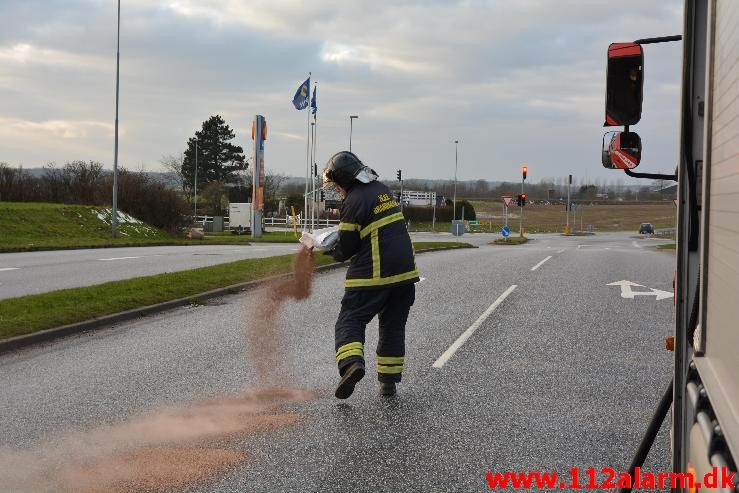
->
[228,202,252,234]
[639,222,654,234]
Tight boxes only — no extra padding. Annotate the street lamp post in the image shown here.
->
[193,137,198,222]
[112,0,121,237]
[349,115,358,152]
[453,140,459,221]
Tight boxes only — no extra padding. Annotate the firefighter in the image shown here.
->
[322,151,419,399]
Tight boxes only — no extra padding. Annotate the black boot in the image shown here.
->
[380,382,396,396]
[335,361,365,399]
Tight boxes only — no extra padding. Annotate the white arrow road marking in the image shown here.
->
[607,280,672,300]
[531,256,552,271]
[632,241,643,249]
[0,267,20,272]
[96,256,142,261]
[433,284,517,368]
[634,289,673,300]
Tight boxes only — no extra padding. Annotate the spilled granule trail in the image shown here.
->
[0,248,319,492]
[0,388,314,492]
[247,246,315,384]
[58,447,247,493]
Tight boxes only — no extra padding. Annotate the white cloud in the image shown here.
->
[0,43,105,70]
[4,118,115,139]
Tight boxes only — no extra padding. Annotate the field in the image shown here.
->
[467,200,676,233]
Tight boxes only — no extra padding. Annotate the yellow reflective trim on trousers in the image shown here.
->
[336,341,364,362]
[377,356,404,365]
[371,230,380,279]
[336,349,363,362]
[339,222,361,232]
[377,365,404,374]
[344,269,419,288]
[359,212,404,239]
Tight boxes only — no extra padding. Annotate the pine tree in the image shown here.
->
[182,115,246,194]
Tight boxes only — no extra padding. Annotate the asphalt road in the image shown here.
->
[0,232,675,492]
[0,231,502,300]
[0,243,302,300]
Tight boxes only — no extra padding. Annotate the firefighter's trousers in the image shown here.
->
[334,283,415,383]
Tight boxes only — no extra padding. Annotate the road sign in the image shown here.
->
[501,225,510,237]
[607,280,672,300]
[502,196,514,208]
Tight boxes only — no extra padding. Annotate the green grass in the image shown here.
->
[0,241,473,340]
[0,202,175,250]
[656,243,676,251]
[413,241,475,251]
[492,236,529,245]
[0,252,334,340]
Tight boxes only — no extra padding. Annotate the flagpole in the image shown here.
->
[312,84,318,232]
[304,72,311,231]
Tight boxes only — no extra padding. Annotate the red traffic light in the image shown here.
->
[521,193,526,199]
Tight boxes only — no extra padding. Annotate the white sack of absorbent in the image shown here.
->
[299,226,339,251]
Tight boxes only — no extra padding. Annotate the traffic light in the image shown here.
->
[516,194,522,206]
[521,193,527,206]
[313,163,318,176]
[397,169,402,181]
[320,189,325,201]
[522,165,528,180]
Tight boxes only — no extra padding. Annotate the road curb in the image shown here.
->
[0,246,472,355]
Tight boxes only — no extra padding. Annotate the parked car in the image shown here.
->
[639,223,654,234]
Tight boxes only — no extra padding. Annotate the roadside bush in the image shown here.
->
[98,170,189,233]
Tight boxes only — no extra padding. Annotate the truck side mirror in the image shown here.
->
[605,42,644,126]
[602,131,642,169]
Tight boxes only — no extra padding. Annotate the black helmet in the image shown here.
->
[323,151,364,189]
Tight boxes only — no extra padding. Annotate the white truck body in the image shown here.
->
[674,0,739,487]
[228,203,252,232]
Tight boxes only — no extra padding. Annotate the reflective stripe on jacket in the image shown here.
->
[335,181,419,290]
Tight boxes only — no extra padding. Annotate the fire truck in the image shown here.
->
[601,1,739,490]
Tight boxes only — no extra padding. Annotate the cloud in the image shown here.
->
[0,0,684,182]
[3,117,115,139]
[0,43,106,69]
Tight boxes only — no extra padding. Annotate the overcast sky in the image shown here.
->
[0,0,684,184]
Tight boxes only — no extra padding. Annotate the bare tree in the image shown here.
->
[160,154,186,193]
[264,170,288,203]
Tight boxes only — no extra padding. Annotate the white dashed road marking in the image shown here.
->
[432,284,517,368]
[96,256,142,261]
[0,268,20,272]
[530,256,552,271]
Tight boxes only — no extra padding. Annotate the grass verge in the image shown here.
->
[0,241,473,341]
[412,241,475,251]
[656,243,676,251]
[492,237,529,245]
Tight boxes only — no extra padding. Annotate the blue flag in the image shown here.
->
[311,85,317,115]
[292,77,310,110]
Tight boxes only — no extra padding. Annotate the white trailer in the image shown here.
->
[228,203,252,234]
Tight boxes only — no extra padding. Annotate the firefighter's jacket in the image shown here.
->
[332,181,419,290]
